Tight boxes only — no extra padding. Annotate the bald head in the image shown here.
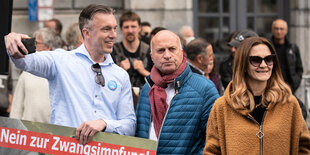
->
[179,26,194,38]
[271,19,288,44]
[150,30,184,75]
[179,26,195,46]
[151,30,182,52]
[272,19,287,29]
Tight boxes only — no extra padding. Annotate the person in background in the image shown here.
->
[5,4,136,145]
[220,30,258,89]
[44,18,66,48]
[205,54,222,95]
[139,21,152,44]
[7,61,22,113]
[150,27,166,40]
[65,22,83,50]
[111,11,151,109]
[10,28,63,123]
[179,25,195,48]
[112,11,150,88]
[270,18,303,94]
[270,19,308,120]
[186,38,212,76]
[203,37,310,154]
[136,30,219,154]
[44,18,63,35]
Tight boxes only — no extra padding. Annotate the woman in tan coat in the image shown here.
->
[203,37,310,155]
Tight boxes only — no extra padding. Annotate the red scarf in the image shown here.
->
[149,57,187,138]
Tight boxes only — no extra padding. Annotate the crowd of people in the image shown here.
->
[2,4,310,154]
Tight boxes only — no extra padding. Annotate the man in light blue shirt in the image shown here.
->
[5,4,136,145]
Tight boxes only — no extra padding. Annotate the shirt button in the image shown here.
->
[95,95,98,98]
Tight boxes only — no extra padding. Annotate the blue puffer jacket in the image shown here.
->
[136,65,219,155]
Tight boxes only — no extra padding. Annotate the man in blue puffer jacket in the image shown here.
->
[135,30,219,154]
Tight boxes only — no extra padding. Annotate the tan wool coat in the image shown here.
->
[203,84,310,155]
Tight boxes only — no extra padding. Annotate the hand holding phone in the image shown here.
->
[18,38,36,55]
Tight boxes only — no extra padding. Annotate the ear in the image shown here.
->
[82,28,90,39]
[181,49,185,57]
[196,54,203,64]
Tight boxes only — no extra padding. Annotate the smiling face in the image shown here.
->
[83,13,117,54]
[247,44,273,84]
[151,30,183,75]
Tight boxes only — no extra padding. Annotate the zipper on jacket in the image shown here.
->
[246,111,267,155]
[155,80,180,149]
[146,78,153,139]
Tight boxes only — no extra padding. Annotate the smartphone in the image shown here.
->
[18,38,36,55]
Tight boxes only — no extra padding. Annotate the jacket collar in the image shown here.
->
[271,35,290,46]
[145,64,192,90]
[224,82,277,116]
[187,61,205,75]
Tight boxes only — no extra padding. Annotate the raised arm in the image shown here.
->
[5,32,31,59]
[5,32,57,80]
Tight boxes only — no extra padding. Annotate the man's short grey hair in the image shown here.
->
[33,28,63,50]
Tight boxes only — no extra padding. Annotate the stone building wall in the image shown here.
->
[11,0,193,40]
[290,0,310,104]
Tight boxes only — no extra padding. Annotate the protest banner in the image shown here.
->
[0,117,157,155]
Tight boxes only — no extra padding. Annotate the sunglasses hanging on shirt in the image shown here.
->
[91,63,105,87]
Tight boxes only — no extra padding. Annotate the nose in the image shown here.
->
[259,59,268,67]
[163,49,172,59]
[109,29,117,39]
[128,27,134,33]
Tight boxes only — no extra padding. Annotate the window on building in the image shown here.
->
[193,0,288,58]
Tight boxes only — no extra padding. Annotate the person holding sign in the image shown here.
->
[4,4,136,145]
[135,30,219,154]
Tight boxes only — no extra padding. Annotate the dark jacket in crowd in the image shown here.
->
[270,36,303,93]
[219,54,233,89]
[111,41,150,88]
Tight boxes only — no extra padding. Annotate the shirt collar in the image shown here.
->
[75,44,115,66]
[187,61,205,75]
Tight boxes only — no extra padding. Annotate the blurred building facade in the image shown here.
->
[11,0,310,108]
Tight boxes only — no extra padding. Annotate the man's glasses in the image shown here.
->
[249,54,276,67]
[91,63,105,87]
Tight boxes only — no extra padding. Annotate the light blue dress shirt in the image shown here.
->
[9,44,136,136]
